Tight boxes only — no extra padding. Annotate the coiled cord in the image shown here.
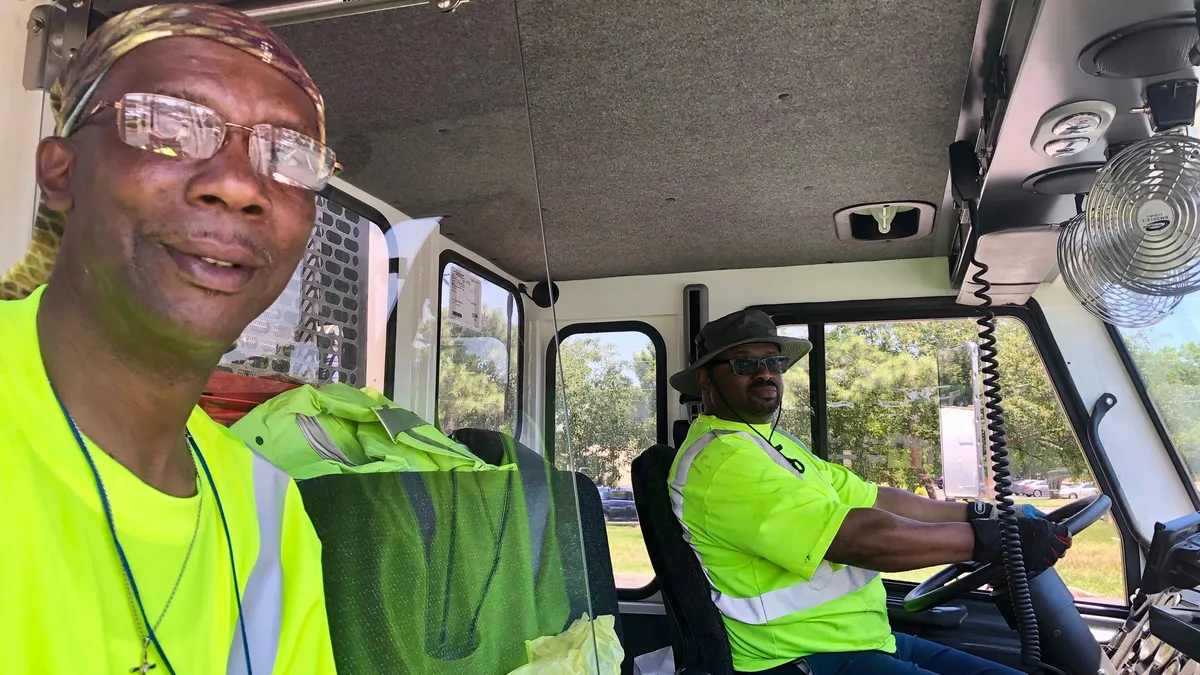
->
[970,256,1051,673]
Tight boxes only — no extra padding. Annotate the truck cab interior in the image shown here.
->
[7,0,1200,673]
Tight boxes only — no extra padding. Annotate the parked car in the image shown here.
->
[1060,482,1097,499]
[599,487,638,522]
[1024,480,1050,498]
[1012,479,1037,495]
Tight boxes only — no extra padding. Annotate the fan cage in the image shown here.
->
[1085,134,1200,297]
[1058,213,1183,328]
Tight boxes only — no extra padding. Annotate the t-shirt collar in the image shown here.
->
[696,413,777,440]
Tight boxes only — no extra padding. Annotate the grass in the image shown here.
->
[604,497,1127,604]
[604,523,656,588]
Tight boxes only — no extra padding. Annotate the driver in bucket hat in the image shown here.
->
[666,309,1071,674]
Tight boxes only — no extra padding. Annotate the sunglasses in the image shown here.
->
[712,355,791,377]
[79,93,341,191]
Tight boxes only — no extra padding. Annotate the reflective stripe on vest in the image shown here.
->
[227,451,290,675]
[670,429,879,625]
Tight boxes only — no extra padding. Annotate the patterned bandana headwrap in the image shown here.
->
[0,2,325,301]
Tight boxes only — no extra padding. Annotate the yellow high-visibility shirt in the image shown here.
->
[0,286,337,674]
[670,414,894,672]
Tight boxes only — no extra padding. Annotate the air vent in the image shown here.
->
[833,202,935,242]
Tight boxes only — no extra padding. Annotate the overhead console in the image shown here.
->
[946,0,1200,308]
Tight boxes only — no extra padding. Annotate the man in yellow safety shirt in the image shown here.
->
[0,4,339,673]
[668,310,1072,675]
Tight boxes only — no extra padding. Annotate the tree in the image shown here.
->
[554,337,655,486]
[778,317,1094,495]
[1123,332,1200,481]
[435,306,518,436]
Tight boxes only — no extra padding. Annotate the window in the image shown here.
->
[548,324,666,593]
[436,260,522,437]
[1115,294,1200,496]
[778,313,1126,605]
[778,325,812,446]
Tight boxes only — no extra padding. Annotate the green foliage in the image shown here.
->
[554,337,656,486]
[1122,331,1200,480]
[436,306,519,436]
[783,318,1089,491]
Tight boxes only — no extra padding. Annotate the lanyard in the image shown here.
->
[53,389,253,675]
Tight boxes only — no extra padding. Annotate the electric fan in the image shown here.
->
[1057,87,1200,327]
[1058,211,1184,327]
[1086,132,1200,295]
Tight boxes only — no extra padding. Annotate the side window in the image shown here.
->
[1117,294,1200,493]
[778,325,812,446]
[551,327,663,592]
[809,317,1125,604]
[436,262,522,437]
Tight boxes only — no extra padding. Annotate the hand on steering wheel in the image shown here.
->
[903,494,1111,613]
[970,518,1072,577]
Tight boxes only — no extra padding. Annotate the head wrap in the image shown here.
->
[0,3,325,301]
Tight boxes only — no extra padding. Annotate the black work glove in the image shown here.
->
[970,518,1072,576]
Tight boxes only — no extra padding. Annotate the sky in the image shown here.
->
[1129,294,1200,347]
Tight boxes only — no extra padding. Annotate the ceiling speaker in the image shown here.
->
[1079,15,1198,79]
[1020,163,1105,196]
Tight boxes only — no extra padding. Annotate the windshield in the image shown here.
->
[1117,294,1200,493]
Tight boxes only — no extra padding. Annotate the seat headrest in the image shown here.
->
[450,427,546,469]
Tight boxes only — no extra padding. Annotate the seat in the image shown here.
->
[672,419,692,449]
[451,428,630,672]
[451,427,547,469]
[297,428,627,674]
[632,444,735,675]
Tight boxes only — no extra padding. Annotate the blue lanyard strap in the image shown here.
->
[54,390,252,675]
[191,434,254,675]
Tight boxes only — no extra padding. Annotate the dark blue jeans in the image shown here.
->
[771,633,1024,675]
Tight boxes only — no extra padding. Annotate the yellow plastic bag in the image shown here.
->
[506,614,625,675]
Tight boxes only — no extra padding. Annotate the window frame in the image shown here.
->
[750,295,1141,605]
[544,320,669,601]
[1104,324,1200,510]
[434,250,526,441]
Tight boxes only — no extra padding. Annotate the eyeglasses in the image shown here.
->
[712,355,791,376]
[80,93,341,191]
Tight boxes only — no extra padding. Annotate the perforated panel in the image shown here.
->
[219,195,373,386]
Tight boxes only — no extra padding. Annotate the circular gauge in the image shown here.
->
[1045,137,1092,157]
[1053,112,1103,136]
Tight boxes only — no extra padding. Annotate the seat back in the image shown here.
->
[672,419,692,449]
[299,459,624,674]
[451,427,547,469]
[631,445,735,675]
[566,471,626,642]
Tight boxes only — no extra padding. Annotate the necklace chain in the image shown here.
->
[63,411,203,674]
[118,458,204,645]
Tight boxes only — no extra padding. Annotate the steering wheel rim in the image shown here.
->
[902,494,1111,613]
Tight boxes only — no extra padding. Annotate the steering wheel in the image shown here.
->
[903,494,1111,613]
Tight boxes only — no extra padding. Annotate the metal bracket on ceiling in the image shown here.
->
[435,0,469,12]
[24,1,93,92]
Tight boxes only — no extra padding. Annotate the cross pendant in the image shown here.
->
[130,637,157,674]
